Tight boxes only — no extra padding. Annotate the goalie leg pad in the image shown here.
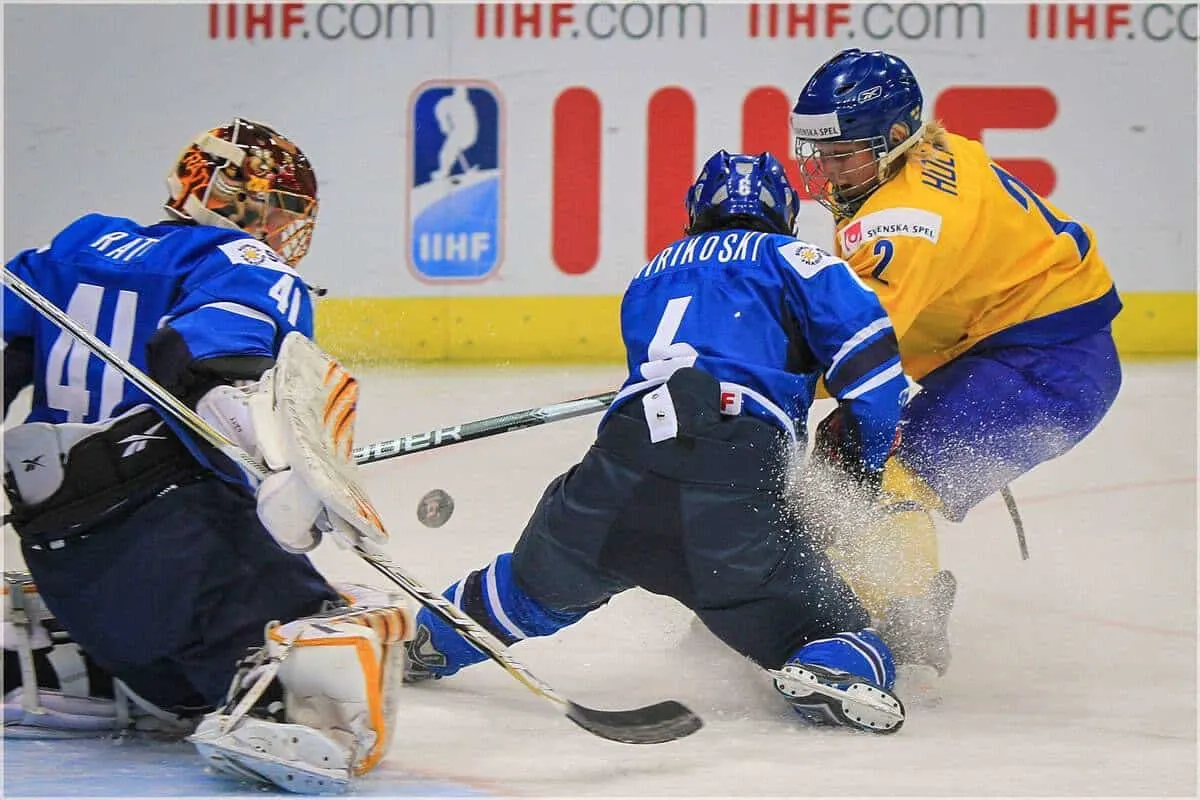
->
[4,688,123,739]
[274,608,411,775]
[3,571,99,737]
[190,605,411,793]
[4,573,194,738]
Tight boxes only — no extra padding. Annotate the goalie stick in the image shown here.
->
[1,267,703,746]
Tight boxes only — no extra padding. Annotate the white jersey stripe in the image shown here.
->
[484,557,527,641]
[842,361,904,400]
[828,317,893,377]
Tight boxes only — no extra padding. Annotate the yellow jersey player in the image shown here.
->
[788,49,1123,682]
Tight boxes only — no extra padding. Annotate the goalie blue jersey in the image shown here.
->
[610,230,907,471]
[3,213,313,477]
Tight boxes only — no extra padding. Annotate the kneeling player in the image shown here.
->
[404,151,911,734]
[3,331,414,793]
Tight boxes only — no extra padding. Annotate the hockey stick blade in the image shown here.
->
[565,700,703,745]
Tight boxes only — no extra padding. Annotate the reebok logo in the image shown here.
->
[117,422,167,458]
[21,456,44,472]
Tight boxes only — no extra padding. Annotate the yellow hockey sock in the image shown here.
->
[828,459,944,619]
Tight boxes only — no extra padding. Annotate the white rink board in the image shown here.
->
[4,2,1196,297]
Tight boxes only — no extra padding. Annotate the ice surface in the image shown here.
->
[4,361,1196,798]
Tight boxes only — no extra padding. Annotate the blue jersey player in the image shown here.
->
[404,151,912,733]
[3,119,411,792]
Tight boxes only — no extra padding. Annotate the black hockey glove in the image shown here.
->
[812,405,887,497]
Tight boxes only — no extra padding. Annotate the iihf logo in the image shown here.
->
[408,81,504,281]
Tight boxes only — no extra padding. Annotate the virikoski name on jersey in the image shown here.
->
[611,228,907,471]
[637,230,774,278]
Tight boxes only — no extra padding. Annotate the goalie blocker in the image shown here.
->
[197,331,390,555]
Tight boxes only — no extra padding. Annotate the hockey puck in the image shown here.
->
[416,489,454,528]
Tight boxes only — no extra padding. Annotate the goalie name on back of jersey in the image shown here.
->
[3,118,413,794]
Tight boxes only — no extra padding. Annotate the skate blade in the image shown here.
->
[771,664,905,734]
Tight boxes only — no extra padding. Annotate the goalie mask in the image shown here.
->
[165,118,319,266]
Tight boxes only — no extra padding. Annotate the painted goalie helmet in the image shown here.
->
[165,118,319,266]
[790,48,927,217]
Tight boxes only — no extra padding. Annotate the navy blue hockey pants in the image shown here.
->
[22,477,340,714]
[511,368,870,670]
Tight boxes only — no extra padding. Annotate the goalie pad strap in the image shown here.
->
[3,574,193,738]
[3,573,48,713]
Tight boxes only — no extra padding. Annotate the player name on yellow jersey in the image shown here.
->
[834,132,1120,380]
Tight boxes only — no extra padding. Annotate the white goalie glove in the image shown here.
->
[197,379,320,553]
[196,332,389,554]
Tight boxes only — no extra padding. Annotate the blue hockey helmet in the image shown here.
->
[790,49,926,216]
[685,150,800,236]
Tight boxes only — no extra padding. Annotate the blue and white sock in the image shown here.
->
[412,552,586,677]
[787,629,896,690]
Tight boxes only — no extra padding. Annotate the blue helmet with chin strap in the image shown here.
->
[790,49,926,215]
[791,49,924,146]
[685,150,800,236]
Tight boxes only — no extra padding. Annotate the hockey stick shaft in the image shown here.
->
[1001,485,1029,560]
[349,540,698,742]
[3,269,266,480]
[2,268,700,744]
[352,391,617,465]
